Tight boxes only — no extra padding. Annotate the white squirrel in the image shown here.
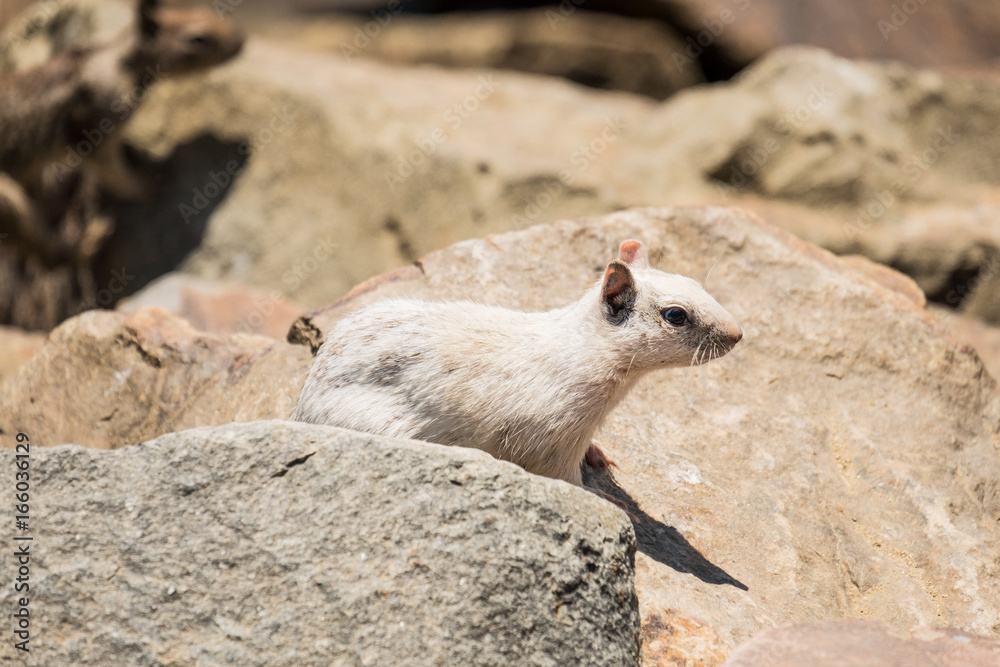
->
[292,240,742,508]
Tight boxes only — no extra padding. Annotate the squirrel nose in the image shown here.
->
[721,321,742,345]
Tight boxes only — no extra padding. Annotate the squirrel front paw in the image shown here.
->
[585,440,617,469]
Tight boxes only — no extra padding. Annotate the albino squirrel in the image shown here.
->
[292,240,743,510]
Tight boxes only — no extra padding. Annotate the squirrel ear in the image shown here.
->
[139,0,159,39]
[601,261,637,322]
[618,240,650,269]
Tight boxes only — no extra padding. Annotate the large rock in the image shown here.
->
[4,420,640,665]
[119,39,1000,323]
[116,38,652,307]
[291,207,1000,663]
[0,307,312,448]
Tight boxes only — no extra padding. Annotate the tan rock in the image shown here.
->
[0,324,45,381]
[930,304,1000,383]
[860,203,1000,324]
[117,272,306,339]
[836,254,926,308]
[0,307,311,448]
[120,39,1000,324]
[291,206,1000,662]
[723,620,1000,667]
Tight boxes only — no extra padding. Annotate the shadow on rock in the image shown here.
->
[583,465,748,590]
[94,133,247,300]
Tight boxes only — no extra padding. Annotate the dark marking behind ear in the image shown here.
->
[601,261,636,325]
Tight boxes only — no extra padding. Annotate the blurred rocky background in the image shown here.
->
[1,0,999,664]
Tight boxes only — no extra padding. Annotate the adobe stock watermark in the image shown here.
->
[714,82,834,200]
[234,235,338,334]
[844,126,959,241]
[944,250,1000,308]
[49,65,168,184]
[878,0,930,41]
[384,75,501,192]
[75,267,136,313]
[511,116,628,229]
[178,104,298,224]
[673,0,751,73]
[339,0,411,60]
[4,0,66,47]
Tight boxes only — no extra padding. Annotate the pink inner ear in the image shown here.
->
[619,240,649,268]
[602,263,633,300]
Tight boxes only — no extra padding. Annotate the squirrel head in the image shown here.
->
[135,0,244,75]
[598,239,743,369]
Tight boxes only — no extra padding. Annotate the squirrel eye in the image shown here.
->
[662,307,688,326]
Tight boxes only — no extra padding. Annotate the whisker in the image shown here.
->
[625,352,638,379]
[703,249,725,287]
[691,340,703,366]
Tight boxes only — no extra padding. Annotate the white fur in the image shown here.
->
[292,242,742,486]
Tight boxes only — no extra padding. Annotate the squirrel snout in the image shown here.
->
[715,320,743,348]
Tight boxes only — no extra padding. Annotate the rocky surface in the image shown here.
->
[217,0,1000,79]
[0,307,312,449]
[246,8,702,100]
[722,620,1000,667]
[117,272,306,339]
[290,207,1000,663]
[0,324,45,381]
[2,1,999,662]
[0,0,130,72]
[1,420,639,665]
[120,38,1000,326]
[605,0,1000,73]
[3,205,1000,662]
[930,305,1000,383]
[5,2,1000,333]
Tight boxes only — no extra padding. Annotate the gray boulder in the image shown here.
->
[7,420,639,665]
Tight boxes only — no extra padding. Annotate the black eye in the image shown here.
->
[662,307,688,326]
